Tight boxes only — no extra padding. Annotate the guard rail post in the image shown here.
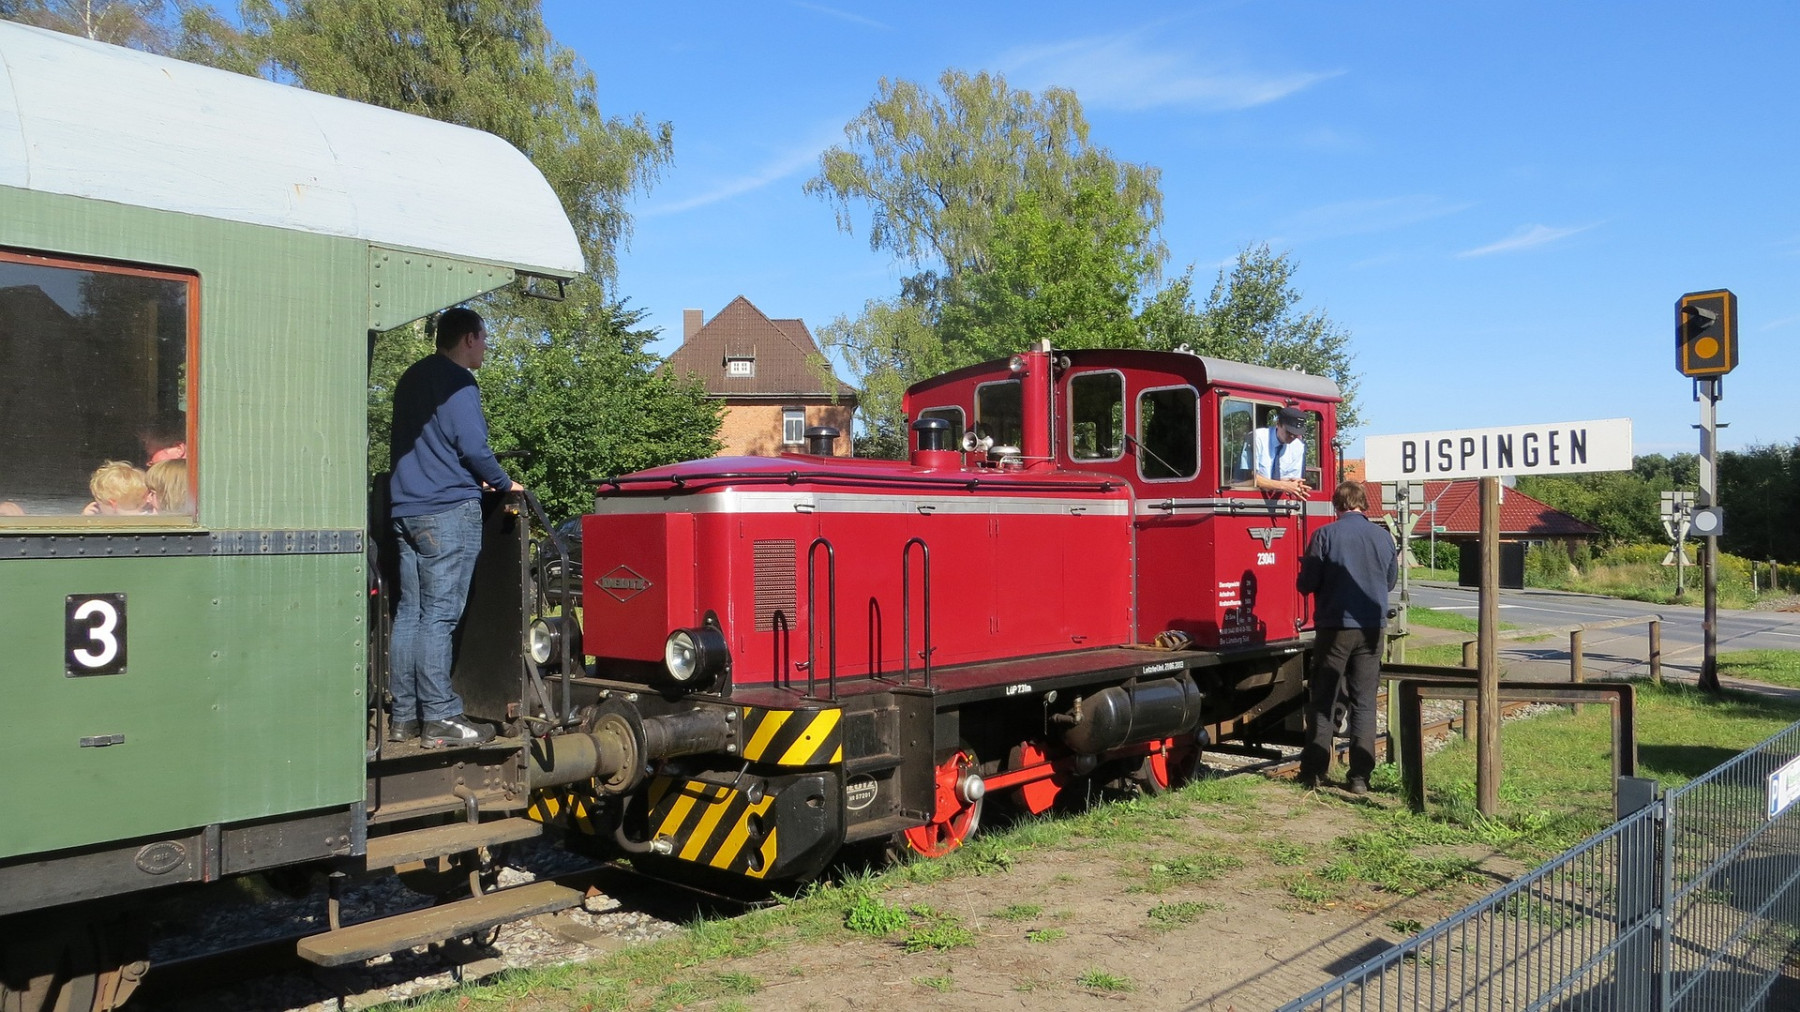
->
[1571,628,1585,715]
[1462,639,1476,739]
[1649,620,1662,685]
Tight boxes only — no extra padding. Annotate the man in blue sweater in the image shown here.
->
[387,307,520,748]
[1295,480,1399,794]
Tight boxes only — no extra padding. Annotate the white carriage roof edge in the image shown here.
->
[0,20,583,279]
[1192,354,1341,401]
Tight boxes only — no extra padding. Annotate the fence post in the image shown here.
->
[1616,776,1660,1010]
[1462,639,1477,739]
[1649,620,1661,686]
[1571,628,1585,714]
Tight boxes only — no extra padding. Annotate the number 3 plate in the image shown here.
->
[66,594,127,676]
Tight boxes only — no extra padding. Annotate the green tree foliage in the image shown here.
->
[1517,471,1667,546]
[216,0,717,494]
[1,0,185,48]
[1718,442,1800,564]
[479,299,722,520]
[808,70,1166,452]
[1141,245,1361,428]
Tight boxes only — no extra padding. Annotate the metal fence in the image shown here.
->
[1280,720,1800,1011]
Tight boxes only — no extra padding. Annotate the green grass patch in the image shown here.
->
[914,974,954,993]
[844,892,908,936]
[901,907,976,952]
[1025,927,1067,943]
[1147,900,1216,929]
[1718,650,1800,690]
[1077,968,1134,993]
[990,902,1042,922]
[1125,852,1245,893]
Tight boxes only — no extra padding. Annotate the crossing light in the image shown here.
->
[1675,289,1738,378]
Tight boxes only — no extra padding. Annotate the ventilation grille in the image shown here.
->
[753,539,797,632]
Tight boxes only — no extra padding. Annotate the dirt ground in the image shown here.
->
[706,774,1514,1011]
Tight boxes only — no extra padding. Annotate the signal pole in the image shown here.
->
[1675,289,1735,694]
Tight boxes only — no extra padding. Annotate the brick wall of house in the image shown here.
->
[716,402,856,457]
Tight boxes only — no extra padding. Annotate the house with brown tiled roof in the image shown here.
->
[1363,476,1601,555]
[665,296,859,457]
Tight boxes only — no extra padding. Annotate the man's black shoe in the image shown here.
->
[388,720,420,743]
[1297,772,1325,790]
[421,715,496,749]
[1346,777,1370,796]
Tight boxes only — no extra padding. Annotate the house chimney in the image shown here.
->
[683,308,703,341]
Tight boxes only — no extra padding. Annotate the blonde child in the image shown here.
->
[82,460,149,515]
[146,458,190,514]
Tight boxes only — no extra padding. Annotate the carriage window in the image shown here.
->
[1223,398,1322,489]
[1068,371,1124,461]
[1137,386,1197,481]
[918,406,965,447]
[974,380,1022,450]
[0,252,195,520]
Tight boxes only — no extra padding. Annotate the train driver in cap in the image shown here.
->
[1251,406,1311,496]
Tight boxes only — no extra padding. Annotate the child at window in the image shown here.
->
[146,458,190,514]
[82,461,150,515]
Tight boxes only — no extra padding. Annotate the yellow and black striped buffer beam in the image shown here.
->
[527,788,601,836]
[646,777,779,878]
[738,705,843,767]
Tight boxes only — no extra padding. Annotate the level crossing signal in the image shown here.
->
[1676,289,1738,378]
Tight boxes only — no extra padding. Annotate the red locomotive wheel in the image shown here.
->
[1138,737,1202,794]
[903,749,983,858]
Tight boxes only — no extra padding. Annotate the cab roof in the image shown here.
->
[0,20,582,278]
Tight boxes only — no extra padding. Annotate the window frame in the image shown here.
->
[0,247,200,527]
[1065,368,1126,463]
[916,406,966,449]
[1135,382,1200,484]
[781,406,805,445]
[973,378,1023,451]
[726,357,754,377]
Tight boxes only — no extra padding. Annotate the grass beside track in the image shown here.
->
[377,676,1800,1012]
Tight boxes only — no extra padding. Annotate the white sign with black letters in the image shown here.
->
[1364,418,1633,481]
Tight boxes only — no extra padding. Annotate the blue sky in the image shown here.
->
[545,1,1797,458]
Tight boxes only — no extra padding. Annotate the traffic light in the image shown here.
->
[1676,289,1738,378]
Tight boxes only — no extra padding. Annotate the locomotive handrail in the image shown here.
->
[901,537,934,689]
[805,537,839,701]
[599,470,1119,495]
[519,488,573,729]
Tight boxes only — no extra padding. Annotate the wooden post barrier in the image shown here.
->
[1649,620,1662,685]
[1571,628,1585,714]
[1461,639,1476,738]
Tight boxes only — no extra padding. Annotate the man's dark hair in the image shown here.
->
[1332,480,1368,513]
[435,307,484,352]
[138,409,186,452]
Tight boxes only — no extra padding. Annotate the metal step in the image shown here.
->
[841,814,925,844]
[296,880,581,966]
[363,817,544,872]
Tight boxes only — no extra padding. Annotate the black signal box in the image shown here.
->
[1676,289,1738,378]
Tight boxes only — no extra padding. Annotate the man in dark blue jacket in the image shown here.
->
[1296,480,1399,793]
[387,307,520,748]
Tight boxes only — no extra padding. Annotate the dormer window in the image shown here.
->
[726,357,754,377]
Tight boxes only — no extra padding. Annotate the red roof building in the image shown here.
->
[1364,478,1600,546]
[665,296,859,457]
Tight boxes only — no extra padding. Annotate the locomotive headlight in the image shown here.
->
[663,626,728,688]
[528,616,581,670]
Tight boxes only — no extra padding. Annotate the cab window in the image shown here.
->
[1068,371,1124,461]
[0,251,196,520]
[974,380,1021,450]
[1222,397,1322,489]
[1137,385,1197,481]
[917,406,965,447]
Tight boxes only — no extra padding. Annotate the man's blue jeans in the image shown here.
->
[389,498,483,724]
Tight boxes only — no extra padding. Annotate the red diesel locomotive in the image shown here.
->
[525,341,1342,884]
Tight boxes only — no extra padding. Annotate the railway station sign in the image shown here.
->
[1364,418,1633,481]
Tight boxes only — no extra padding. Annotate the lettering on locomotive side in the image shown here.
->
[596,564,653,603]
[1140,660,1185,676]
[1004,683,1034,696]
[845,775,879,811]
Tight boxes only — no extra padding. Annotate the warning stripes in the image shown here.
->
[527,788,600,835]
[737,705,843,767]
[646,777,779,878]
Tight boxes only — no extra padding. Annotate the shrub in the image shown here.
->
[1525,541,1574,587]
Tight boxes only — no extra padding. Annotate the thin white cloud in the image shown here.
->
[1270,195,1474,245]
[1456,223,1595,258]
[641,133,835,217]
[790,2,891,31]
[998,32,1340,112]
[1759,313,1800,332]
